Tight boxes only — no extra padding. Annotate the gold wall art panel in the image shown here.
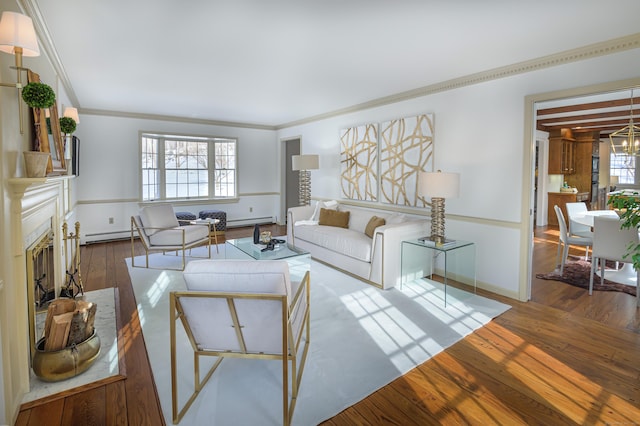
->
[340,124,378,201]
[380,114,434,206]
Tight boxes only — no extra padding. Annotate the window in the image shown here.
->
[610,151,636,186]
[140,133,237,201]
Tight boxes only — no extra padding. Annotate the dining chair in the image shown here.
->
[554,205,592,274]
[589,216,639,295]
[565,202,593,238]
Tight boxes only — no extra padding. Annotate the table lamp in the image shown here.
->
[418,170,460,244]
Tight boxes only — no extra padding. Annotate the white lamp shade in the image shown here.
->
[0,12,39,57]
[418,171,460,198]
[610,175,619,185]
[63,107,80,124]
[292,154,319,171]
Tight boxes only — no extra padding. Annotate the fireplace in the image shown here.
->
[26,229,55,358]
[5,176,74,411]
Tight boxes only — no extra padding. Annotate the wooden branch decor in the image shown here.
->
[43,298,97,351]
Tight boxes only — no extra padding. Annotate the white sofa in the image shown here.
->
[287,202,429,289]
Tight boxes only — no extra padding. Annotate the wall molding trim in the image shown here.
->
[78,108,278,131]
[276,33,640,129]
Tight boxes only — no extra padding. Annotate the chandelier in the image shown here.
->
[610,89,640,157]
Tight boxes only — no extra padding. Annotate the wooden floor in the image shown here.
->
[16,225,640,425]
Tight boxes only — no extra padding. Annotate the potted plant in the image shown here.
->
[607,192,640,268]
[21,82,56,109]
[59,116,76,135]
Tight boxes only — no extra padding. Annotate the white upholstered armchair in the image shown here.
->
[171,259,311,425]
[130,204,211,270]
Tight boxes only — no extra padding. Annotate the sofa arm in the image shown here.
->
[286,205,316,244]
[370,220,429,290]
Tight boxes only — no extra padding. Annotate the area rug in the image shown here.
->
[536,259,637,296]
[126,245,511,425]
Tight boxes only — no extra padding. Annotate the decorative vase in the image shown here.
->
[23,151,50,178]
[32,330,101,382]
[253,224,260,244]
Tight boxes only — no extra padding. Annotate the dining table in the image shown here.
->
[571,209,637,286]
[570,209,619,228]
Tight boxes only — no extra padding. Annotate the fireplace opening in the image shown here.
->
[28,231,55,309]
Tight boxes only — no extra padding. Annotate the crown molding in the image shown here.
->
[276,33,640,130]
[18,1,640,132]
[79,108,278,131]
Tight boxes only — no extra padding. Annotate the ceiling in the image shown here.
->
[26,0,640,127]
[537,91,639,139]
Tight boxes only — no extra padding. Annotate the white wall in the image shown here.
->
[277,48,640,299]
[73,114,279,242]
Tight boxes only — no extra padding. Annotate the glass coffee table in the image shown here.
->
[225,237,310,281]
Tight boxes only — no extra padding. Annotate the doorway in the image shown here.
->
[525,78,640,302]
[283,138,301,223]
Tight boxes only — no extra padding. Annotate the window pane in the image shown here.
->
[140,133,236,201]
[610,152,635,184]
[141,136,160,201]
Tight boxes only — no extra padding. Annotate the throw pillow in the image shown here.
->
[364,216,386,238]
[318,208,350,228]
[310,200,339,221]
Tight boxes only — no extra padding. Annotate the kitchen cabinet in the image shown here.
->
[548,134,575,174]
[548,191,589,226]
[565,132,600,207]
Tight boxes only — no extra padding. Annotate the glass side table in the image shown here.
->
[401,239,476,306]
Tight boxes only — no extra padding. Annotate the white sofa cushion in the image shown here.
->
[294,225,372,262]
[341,207,390,234]
[140,204,180,236]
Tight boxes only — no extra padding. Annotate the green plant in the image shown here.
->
[59,116,77,134]
[607,192,640,269]
[21,82,56,108]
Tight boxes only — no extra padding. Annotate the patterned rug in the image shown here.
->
[536,259,637,296]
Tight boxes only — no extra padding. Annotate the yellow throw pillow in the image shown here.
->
[364,216,386,238]
[318,208,350,228]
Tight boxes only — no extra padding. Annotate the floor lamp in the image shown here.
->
[292,154,319,206]
[418,170,460,244]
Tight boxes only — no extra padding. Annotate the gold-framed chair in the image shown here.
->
[171,259,311,425]
[130,204,211,271]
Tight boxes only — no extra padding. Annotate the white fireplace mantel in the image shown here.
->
[8,176,74,200]
[4,175,75,415]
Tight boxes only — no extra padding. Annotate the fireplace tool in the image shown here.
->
[60,221,83,298]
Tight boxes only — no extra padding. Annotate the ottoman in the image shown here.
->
[198,210,226,236]
[175,211,197,226]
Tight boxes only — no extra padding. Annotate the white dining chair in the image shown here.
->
[565,202,593,238]
[589,216,639,295]
[554,205,592,274]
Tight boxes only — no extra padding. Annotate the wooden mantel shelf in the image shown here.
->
[8,175,74,199]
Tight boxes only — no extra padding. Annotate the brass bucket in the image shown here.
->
[32,330,101,382]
